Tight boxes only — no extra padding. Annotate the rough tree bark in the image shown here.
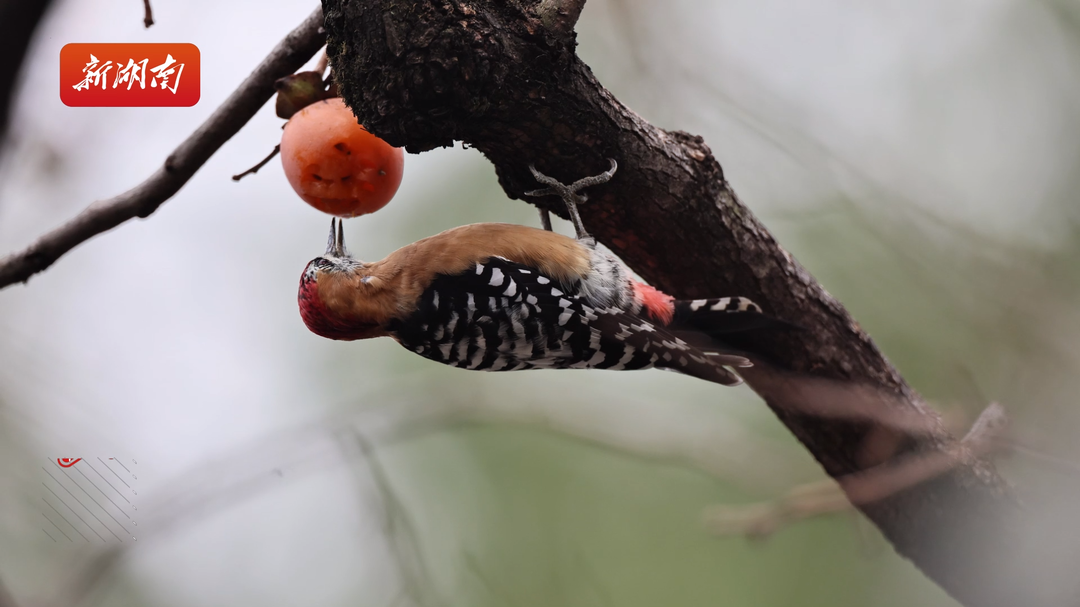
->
[321,1,1056,606]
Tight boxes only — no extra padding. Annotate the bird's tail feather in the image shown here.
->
[671,297,778,334]
[663,349,746,386]
[665,297,795,382]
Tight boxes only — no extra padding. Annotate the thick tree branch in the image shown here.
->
[0,7,327,289]
[321,1,1051,605]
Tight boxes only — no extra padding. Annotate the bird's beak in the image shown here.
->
[325,218,349,258]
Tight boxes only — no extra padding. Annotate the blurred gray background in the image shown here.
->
[2,0,1079,605]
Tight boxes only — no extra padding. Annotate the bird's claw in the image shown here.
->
[526,159,616,203]
[525,159,618,240]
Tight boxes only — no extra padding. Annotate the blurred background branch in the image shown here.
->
[24,396,816,606]
[704,403,1007,539]
[30,397,1032,607]
[705,479,852,539]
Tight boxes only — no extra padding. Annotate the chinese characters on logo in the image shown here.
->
[73,53,183,94]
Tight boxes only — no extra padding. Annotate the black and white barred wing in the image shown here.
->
[390,256,748,385]
[391,255,612,371]
[389,256,546,370]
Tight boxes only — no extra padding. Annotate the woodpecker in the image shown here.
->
[298,161,775,386]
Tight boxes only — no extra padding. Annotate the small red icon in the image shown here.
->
[57,458,82,468]
[60,43,200,107]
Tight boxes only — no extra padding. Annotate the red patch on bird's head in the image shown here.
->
[632,281,675,325]
[298,271,337,338]
[298,268,378,340]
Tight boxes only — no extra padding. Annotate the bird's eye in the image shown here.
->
[314,258,334,270]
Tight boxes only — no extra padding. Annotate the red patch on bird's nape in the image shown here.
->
[632,280,675,325]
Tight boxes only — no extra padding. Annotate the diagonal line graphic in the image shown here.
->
[42,528,57,542]
[37,507,72,542]
[42,496,88,542]
[112,458,132,474]
[86,460,130,503]
[98,457,130,488]
[53,461,129,533]
[42,474,110,542]
[74,465,130,518]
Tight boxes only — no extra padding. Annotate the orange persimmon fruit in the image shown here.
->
[280,97,404,217]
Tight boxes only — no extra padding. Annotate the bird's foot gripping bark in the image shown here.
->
[526,159,618,240]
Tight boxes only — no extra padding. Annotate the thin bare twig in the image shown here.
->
[231,144,280,181]
[0,7,326,290]
[142,0,154,28]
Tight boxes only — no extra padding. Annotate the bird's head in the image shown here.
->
[298,218,389,340]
